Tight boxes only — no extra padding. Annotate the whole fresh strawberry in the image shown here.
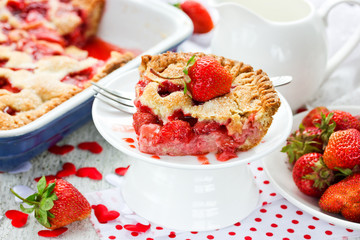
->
[184,55,232,102]
[282,113,335,164]
[327,110,360,131]
[323,129,360,170]
[281,125,323,164]
[178,0,214,34]
[292,153,334,197]
[11,176,91,229]
[302,106,329,128]
[319,173,360,223]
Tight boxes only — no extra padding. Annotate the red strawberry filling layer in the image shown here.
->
[133,107,262,161]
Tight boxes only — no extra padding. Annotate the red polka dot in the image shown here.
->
[250,227,257,231]
[260,209,267,213]
[255,218,262,222]
[271,223,278,228]
[191,231,198,234]
[287,228,294,233]
[109,236,116,240]
[312,217,319,221]
[259,189,263,194]
[325,230,333,235]
[245,237,252,240]
[308,225,315,230]
[283,238,290,240]
[258,167,263,171]
[146,238,154,240]
[262,201,268,206]
[329,223,335,226]
[304,234,311,239]
[263,180,270,184]
[156,227,163,230]
[207,235,214,239]
[276,214,283,218]
[266,232,273,237]
[234,222,241,226]
[270,193,277,196]
[347,228,354,232]
[131,232,138,237]
[115,225,123,230]
[281,205,287,209]
[169,232,176,238]
[229,232,236,236]
[292,220,299,224]
[296,210,303,215]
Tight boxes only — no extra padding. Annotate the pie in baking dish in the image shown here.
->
[0,0,134,130]
[133,52,281,161]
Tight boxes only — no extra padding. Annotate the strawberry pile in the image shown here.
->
[281,106,360,223]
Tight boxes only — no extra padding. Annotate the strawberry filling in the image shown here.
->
[61,62,104,88]
[133,107,262,161]
[0,76,21,93]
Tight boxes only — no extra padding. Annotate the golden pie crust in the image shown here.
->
[137,52,281,151]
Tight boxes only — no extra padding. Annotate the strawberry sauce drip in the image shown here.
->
[129,145,136,148]
[196,154,210,165]
[0,76,21,93]
[151,155,160,159]
[123,138,135,143]
[83,37,131,61]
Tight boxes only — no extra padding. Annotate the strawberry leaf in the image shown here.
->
[183,55,196,75]
[40,198,54,211]
[37,176,46,195]
[35,209,50,228]
[20,204,35,214]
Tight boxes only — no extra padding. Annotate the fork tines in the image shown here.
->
[91,82,136,114]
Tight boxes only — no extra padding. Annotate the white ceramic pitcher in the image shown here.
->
[210,0,360,111]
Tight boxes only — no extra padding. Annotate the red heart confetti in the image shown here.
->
[48,144,74,155]
[92,204,120,223]
[124,223,151,233]
[56,162,76,178]
[115,166,129,176]
[77,141,103,154]
[5,210,28,228]
[34,175,59,182]
[38,227,68,237]
[76,167,102,180]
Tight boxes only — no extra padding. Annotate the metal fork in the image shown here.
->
[91,75,292,114]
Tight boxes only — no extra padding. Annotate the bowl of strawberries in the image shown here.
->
[263,105,360,229]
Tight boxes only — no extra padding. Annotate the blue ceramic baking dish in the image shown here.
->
[0,0,193,171]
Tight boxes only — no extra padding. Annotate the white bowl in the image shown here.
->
[92,69,293,231]
[263,105,360,230]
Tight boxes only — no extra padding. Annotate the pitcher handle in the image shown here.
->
[318,0,360,79]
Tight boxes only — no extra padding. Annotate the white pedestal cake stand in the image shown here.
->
[92,69,293,231]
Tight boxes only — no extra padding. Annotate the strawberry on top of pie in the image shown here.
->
[133,52,281,161]
[0,0,135,130]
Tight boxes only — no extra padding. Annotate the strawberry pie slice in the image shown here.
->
[133,52,281,161]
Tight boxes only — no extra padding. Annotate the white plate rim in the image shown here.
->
[263,105,360,230]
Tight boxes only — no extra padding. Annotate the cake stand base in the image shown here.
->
[121,159,259,231]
